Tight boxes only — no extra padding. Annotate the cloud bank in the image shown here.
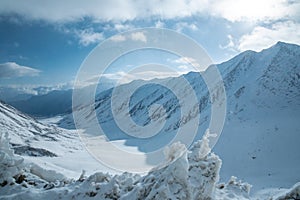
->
[238,21,300,52]
[75,28,104,46]
[0,0,298,23]
[0,0,299,56]
[0,62,40,78]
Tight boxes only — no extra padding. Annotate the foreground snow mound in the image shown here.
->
[0,133,24,184]
[122,142,191,199]
[0,132,70,197]
[215,176,251,200]
[0,131,299,200]
[0,133,223,199]
[123,131,221,200]
[274,182,300,200]
[124,141,220,200]
[188,133,221,199]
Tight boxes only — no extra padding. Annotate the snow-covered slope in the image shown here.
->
[0,129,251,200]
[213,41,300,190]
[1,128,299,200]
[0,100,112,178]
[0,100,75,155]
[60,41,300,191]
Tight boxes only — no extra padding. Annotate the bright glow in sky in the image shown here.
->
[0,0,299,87]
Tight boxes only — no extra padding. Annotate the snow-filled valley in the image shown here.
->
[0,42,300,199]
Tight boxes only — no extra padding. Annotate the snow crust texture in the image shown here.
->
[0,131,251,200]
[2,130,298,200]
[0,133,24,184]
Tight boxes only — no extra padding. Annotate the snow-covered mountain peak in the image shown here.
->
[61,42,300,191]
[273,41,300,50]
[258,41,300,63]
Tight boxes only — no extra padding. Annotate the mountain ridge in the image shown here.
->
[63,41,300,190]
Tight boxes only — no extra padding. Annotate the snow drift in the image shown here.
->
[1,130,298,199]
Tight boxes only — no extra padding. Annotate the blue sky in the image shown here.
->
[0,0,299,88]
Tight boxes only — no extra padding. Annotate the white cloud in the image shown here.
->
[173,57,201,68]
[0,0,298,23]
[168,56,208,71]
[114,23,134,31]
[101,71,127,80]
[177,65,189,70]
[76,28,104,46]
[110,31,147,43]
[0,82,73,98]
[210,0,299,22]
[0,62,40,78]
[110,35,127,42]
[219,35,238,52]
[238,21,300,51]
[175,22,198,32]
[130,32,147,42]
[103,70,183,84]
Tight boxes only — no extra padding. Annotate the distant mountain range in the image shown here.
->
[10,89,73,117]
[0,77,115,117]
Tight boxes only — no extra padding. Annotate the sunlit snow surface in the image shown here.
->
[0,122,299,199]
